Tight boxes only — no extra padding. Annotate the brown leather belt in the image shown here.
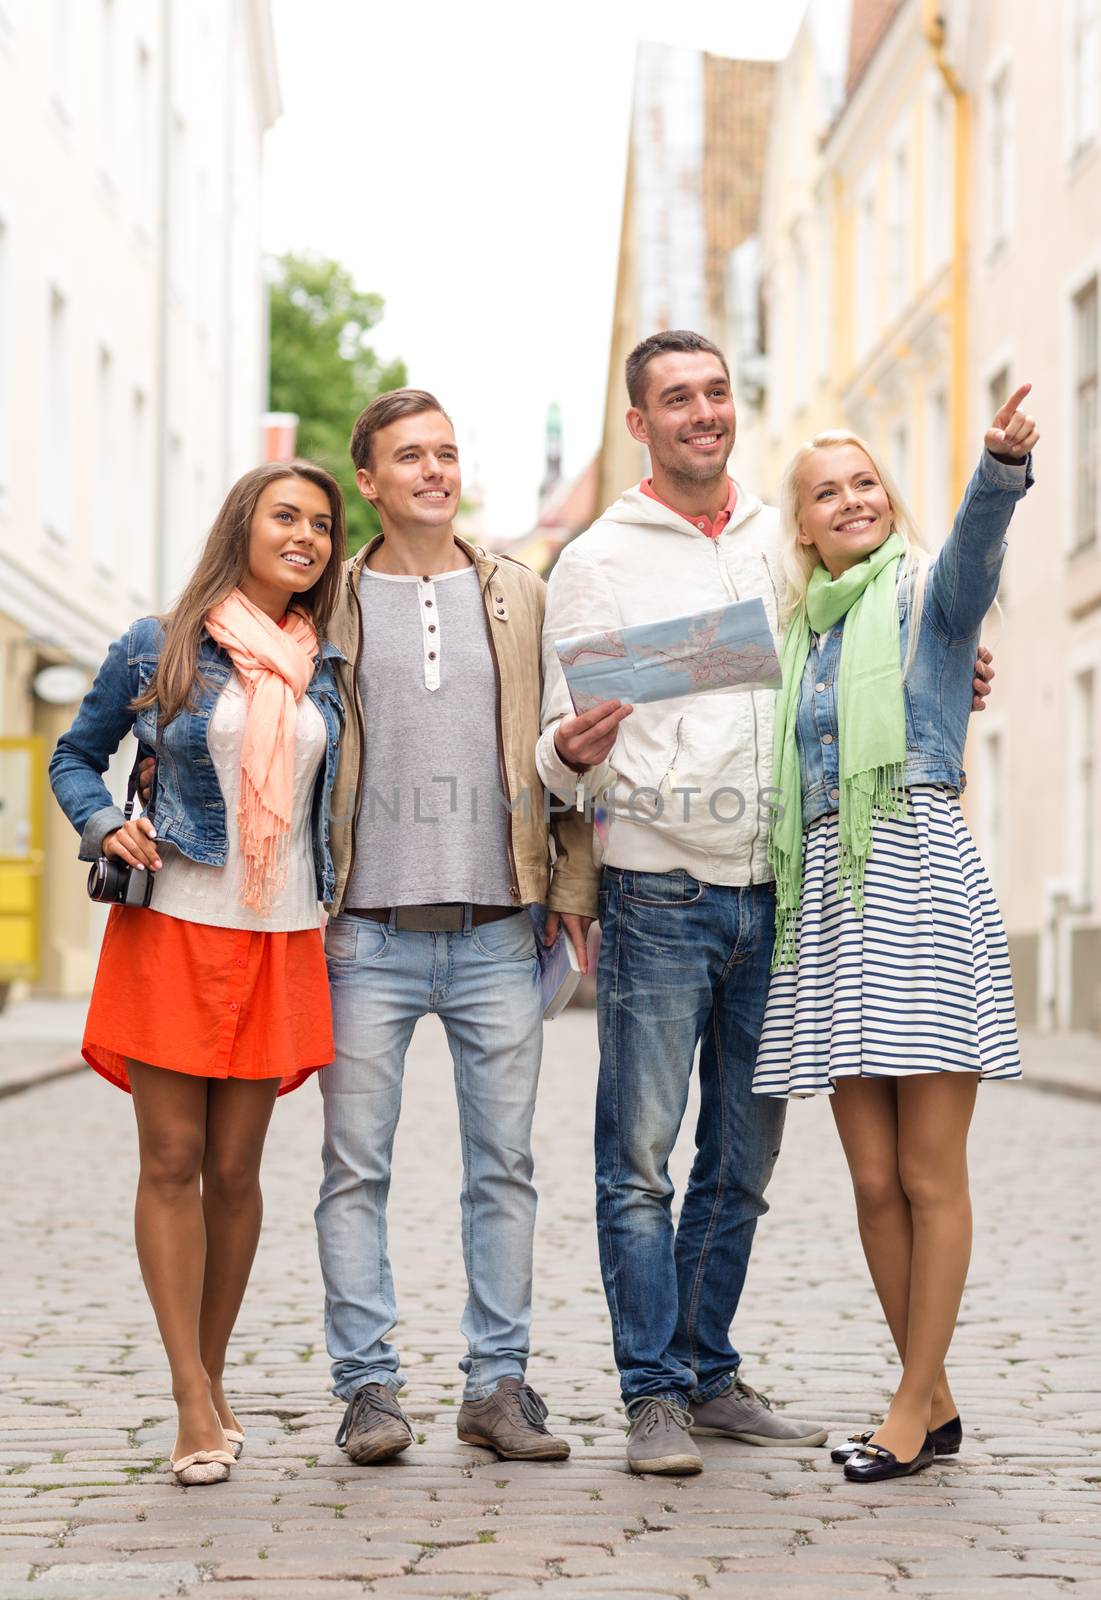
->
[343,904,521,933]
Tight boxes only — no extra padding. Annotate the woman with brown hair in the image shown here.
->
[50,461,347,1486]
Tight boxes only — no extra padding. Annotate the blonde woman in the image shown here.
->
[50,461,347,1485]
[752,388,1037,1482]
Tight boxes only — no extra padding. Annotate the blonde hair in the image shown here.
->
[778,429,930,679]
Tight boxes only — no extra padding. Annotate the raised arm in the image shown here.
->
[926,384,1038,644]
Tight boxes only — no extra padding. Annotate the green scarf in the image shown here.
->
[769,531,906,969]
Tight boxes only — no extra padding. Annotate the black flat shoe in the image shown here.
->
[929,1415,962,1455]
[843,1437,935,1483]
[833,1415,962,1464]
[831,1429,873,1463]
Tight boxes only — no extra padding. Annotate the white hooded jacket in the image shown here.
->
[537,480,784,887]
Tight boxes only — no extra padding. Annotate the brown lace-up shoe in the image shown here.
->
[456,1378,570,1460]
[335,1383,414,1464]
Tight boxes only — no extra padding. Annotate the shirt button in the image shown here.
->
[829,787,840,801]
[815,681,827,693]
[428,650,437,660]
[428,624,437,633]
[822,733,834,744]
[229,1001,239,1012]
[421,574,430,583]
[697,521,705,529]
[235,957,246,968]
[424,599,433,608]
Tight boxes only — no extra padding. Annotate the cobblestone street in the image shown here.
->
[2,1009,1099,1599]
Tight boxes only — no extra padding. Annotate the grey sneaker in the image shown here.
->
[689,1376,828,1447]
[335,1383,414,1464]
[457,1378,570,1460]
[625,1397,703,1475]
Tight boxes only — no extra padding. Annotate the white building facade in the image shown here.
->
[953,0,1101,1032]
[0,0,279,995]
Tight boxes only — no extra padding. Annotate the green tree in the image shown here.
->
[268,253,407,552]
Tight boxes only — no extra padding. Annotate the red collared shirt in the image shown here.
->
[639,476,739,539]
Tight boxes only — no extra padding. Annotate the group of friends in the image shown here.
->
[49,329,1039,1489]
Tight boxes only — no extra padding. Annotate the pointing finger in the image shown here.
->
[994,382,1032,428]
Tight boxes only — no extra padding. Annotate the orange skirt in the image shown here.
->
[83,906,333,1096]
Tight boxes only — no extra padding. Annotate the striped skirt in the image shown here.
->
[753,785,1021,1099]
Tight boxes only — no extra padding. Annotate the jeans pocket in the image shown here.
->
[470,912,536,962]
[621,869,705,907]
[325,916,391,963]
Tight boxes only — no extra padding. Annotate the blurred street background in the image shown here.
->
[1,2,1101,1593]
[2,0,1099,1044]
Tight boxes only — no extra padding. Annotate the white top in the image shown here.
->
[150,670,327,932]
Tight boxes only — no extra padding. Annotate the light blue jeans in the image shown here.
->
[315,909,544,1401]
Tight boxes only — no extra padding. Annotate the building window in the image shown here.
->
[816,202,833,384]
[44,287,70,541]
[1071,0,1100,158]
[127,388,153,602]
[1072,668,1096,907]
[923,81,952,278]
[979,729,1006,902]
[133,44,154,232]
[854,186,878,358]
[764,276,784,443]
[1074,278,1099,553]
[891,419,911,505]
[94,347,114,573]
[924,384,949,548]
[170,113,188,296]
[888,143,910,317]
[51,0,74,117]
[792,222,809,412]
[99,0,116,182]
[988,65,1014,254]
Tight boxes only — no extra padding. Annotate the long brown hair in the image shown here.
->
[135,459,348,724]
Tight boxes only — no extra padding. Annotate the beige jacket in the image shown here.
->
[326,535,598,919]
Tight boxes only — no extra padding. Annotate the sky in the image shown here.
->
[263,0,807,540]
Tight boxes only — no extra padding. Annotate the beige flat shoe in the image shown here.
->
[223,1429,245,1460]
[170,1449,235,1486]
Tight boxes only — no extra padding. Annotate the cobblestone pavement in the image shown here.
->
[2,1009,1099,1600]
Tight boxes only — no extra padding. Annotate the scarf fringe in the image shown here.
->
[238,776,292,916]
[834,761,906,912]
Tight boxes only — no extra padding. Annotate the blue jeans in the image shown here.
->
[595,869,787,1408]
[315,909,543,1402]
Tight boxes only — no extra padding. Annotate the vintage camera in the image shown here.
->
[85,752,156,909]
[86,852,156,907]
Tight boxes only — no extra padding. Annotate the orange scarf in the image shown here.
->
[205,589,319,914]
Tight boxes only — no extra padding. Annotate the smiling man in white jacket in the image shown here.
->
[536,330,830,1475]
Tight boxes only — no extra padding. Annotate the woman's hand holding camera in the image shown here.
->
[103,816,162,873]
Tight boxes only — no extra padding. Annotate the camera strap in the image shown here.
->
[122,754,143,821]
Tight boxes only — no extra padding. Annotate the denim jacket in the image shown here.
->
[798,451,1033,826]
[49,616,346,903]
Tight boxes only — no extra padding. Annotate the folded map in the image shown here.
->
[554,597,781,713]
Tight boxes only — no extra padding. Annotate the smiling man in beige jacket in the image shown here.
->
[316,388,598,1471]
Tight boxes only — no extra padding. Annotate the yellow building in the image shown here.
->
[759,0,959,536]
[597,42,775,509]
[758,0,1101,1034]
